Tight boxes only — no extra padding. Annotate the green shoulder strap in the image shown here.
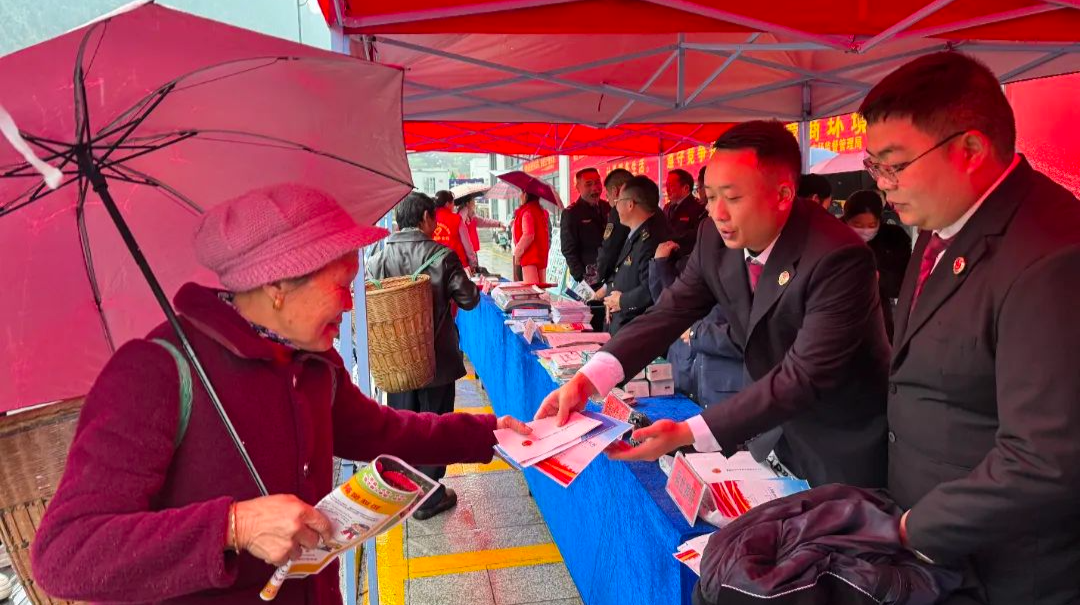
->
[151,339,192,449]
[367,246,454,290]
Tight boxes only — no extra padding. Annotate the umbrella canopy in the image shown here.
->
[809,151,867,174]
[0,1,412,412]
[317,0,1080,156]
[449,181,491,199]
[492,170,563,208]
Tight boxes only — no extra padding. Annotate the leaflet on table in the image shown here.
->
[533,411,633,487]
[493,412,602,467]
[673,532,713,576]
[542,332,610,348]
[259,456,438,600]
[534,343,602,359]
[684,452,777,483]
[701,478,810,527]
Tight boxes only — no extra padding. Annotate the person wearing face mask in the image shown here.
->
[842,190,912,340]
[31,184,530,605]
[536,121,890,489]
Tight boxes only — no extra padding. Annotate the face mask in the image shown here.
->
[852,226,879,243]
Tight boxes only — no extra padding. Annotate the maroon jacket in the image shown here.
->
[32,283,498,604]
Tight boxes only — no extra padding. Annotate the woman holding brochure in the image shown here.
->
[32,184,529,605]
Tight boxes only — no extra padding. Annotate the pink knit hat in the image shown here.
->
[194,183,388,291]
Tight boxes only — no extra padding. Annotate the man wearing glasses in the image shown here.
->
[597,175,670,334]
[538,120,891,489]
[862,52,1080,605]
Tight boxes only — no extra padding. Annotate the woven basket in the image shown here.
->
[366,274,437,393]
[0,399,84,605]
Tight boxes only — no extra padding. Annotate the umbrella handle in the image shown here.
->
[78,149,270,497]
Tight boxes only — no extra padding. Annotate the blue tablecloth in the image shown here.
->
[457,295,714,605]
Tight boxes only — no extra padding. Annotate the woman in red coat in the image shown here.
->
[31,184,529,605]
[512,192,551,284]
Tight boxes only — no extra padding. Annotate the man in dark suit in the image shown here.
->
[862,52,1080,605]
[560,167,610,285]
[595,168,634,286]
[663,168,709,257]
[597,176,670,334]
[536,121,890,488]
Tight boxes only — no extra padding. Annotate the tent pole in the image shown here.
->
[76,145,270,498]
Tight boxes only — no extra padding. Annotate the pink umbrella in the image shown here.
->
[494,170,564,209]
[0,2,411,491]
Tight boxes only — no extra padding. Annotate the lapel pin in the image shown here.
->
[953,257,966,275]
[778,270,791,286]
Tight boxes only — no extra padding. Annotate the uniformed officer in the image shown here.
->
[663,168,708,257]
[595,168,634,286]
[560,168,610,285]
[599,175,671,334]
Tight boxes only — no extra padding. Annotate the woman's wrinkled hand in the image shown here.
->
[497,415,533,435]
[234,494,334,566]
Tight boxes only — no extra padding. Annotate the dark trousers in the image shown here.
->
[387,383,456,504]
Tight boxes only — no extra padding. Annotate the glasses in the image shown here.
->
[863,131,964,184]
[615,196,635,207]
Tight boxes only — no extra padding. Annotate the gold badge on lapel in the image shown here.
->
[624,255,632,266]
[778,270,791,286]
[642,230,650,241]
[953,257,966,275]
[603,223,613,239]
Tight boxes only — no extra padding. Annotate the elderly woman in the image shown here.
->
[31,184,527,604]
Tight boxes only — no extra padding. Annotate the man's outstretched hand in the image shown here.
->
[606,419,694,461]
[534,373,598,426]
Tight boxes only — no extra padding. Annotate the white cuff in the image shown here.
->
[579,352,625,396]
[686,415,722,452]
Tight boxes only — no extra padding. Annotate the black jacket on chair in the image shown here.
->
[888,157,1080,605]
[366,230,480,386]
[601,199,890,487]
[694,484,966,605]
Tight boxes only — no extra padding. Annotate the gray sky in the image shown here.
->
[0,0,330,57]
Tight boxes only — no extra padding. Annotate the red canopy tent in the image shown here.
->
[317,0,1080,156]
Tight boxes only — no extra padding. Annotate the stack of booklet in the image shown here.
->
[550,299,591,324]
[539,350,587,382]
[492,284,549,311]
[494,411,632,487]
[669,451,811,529]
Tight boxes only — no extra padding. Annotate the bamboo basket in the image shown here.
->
[365,274,437,393]
[0,398,84,605]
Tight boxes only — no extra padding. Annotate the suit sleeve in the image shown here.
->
[700,244,881,452]
[560,209,585,282]
[906,247,1080,563]
[602,229,718,379]
[618,234,662,313]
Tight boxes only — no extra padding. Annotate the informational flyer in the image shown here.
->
[260,456,438,601]
[533,412,632,487]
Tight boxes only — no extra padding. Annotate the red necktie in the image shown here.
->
[910,233,952,312]
[746,257,764,293]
